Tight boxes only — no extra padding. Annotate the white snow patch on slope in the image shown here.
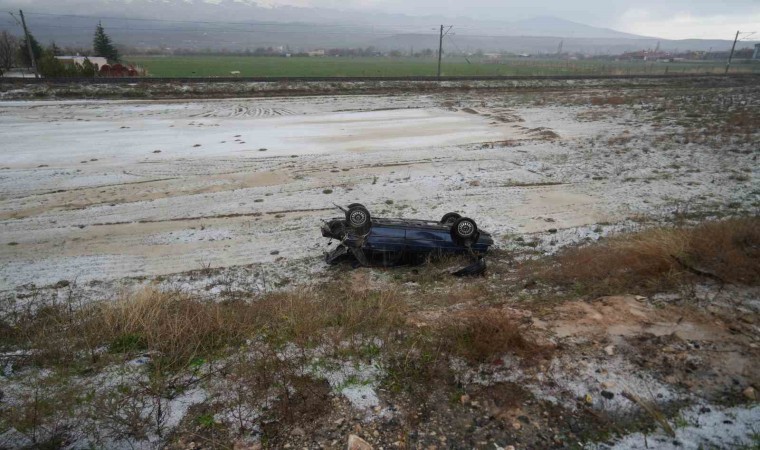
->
[597,404,760,450]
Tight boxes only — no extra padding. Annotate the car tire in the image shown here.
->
[346,205,371,233]
[451,217,478,245]
[440,212,462,226]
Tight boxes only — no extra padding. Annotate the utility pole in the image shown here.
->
[725,30,740,75]
[437,25,452,79]
[437,25,444,79]
[19,10,39,78]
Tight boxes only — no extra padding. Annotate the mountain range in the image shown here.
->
[0,0,756,54]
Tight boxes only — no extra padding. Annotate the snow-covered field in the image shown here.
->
[1,92,756,292]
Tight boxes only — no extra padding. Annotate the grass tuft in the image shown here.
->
[437,308,542,364]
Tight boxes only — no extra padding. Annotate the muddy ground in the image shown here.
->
[0,78,758,449]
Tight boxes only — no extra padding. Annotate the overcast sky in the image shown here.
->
[251,0,759,40]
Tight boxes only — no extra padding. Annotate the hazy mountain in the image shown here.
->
[1,0,645,37]
[0,0,754,54]
[494,16,644,39]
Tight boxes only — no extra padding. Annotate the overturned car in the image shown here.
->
[321,203,493,275]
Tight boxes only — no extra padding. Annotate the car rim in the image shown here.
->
[458,221,474,237]
[350,210,367,226]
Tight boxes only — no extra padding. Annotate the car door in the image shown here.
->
[405,222,452,254]
[366,224,406,252]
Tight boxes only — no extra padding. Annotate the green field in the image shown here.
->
[125,55,760,78]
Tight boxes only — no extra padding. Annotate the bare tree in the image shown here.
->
[0,31,19,71]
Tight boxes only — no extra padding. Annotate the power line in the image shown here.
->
[725,30,758,74]
[437,25,452,78]
[446,34,471,64]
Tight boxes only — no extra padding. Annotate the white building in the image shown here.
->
[55,56,108,68]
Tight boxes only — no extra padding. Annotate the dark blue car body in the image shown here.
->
[321,215,493,267]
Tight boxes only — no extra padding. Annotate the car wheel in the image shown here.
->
[440,212,461,226]
[347,203,366,210]
[346,205,371,232]
[451,217,478,245]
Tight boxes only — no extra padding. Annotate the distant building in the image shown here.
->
[307,49,325,57]
[618,50,670,61]
[56,56,108,69]
[99,63,143,77]
[754,44,760,60]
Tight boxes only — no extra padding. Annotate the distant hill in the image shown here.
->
[493,16,646,39]
[370,34,754,55]
[0,0,755,54]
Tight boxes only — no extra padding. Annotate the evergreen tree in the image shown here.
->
[37,49,66,78]
[17,33,43,67]
[81,57,97,77]
[49,41,62,56]
[93,22,119,62]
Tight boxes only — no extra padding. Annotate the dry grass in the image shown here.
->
[685,218,760,284]
[98,289,258,371]
[382,306,547,401]
[2,283,407,373]
[437,308,541,364]
[590,96,626,106]
[718,110,759,136]
[1,289,261,370]
[652,103,759,148]
[529,217,760,296]
[252,283,407,347]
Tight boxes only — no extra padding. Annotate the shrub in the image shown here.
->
[530,217,760,296]
[437,309,540,364]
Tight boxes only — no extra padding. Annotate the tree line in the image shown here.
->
[0,22,120,77]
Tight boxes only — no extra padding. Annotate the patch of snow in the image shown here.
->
[164,387,208,430]
[313,356,389,418]
[340,385,381,412]
[595,404,760,450]
[455,354,679,413]
[542,355,677,411]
